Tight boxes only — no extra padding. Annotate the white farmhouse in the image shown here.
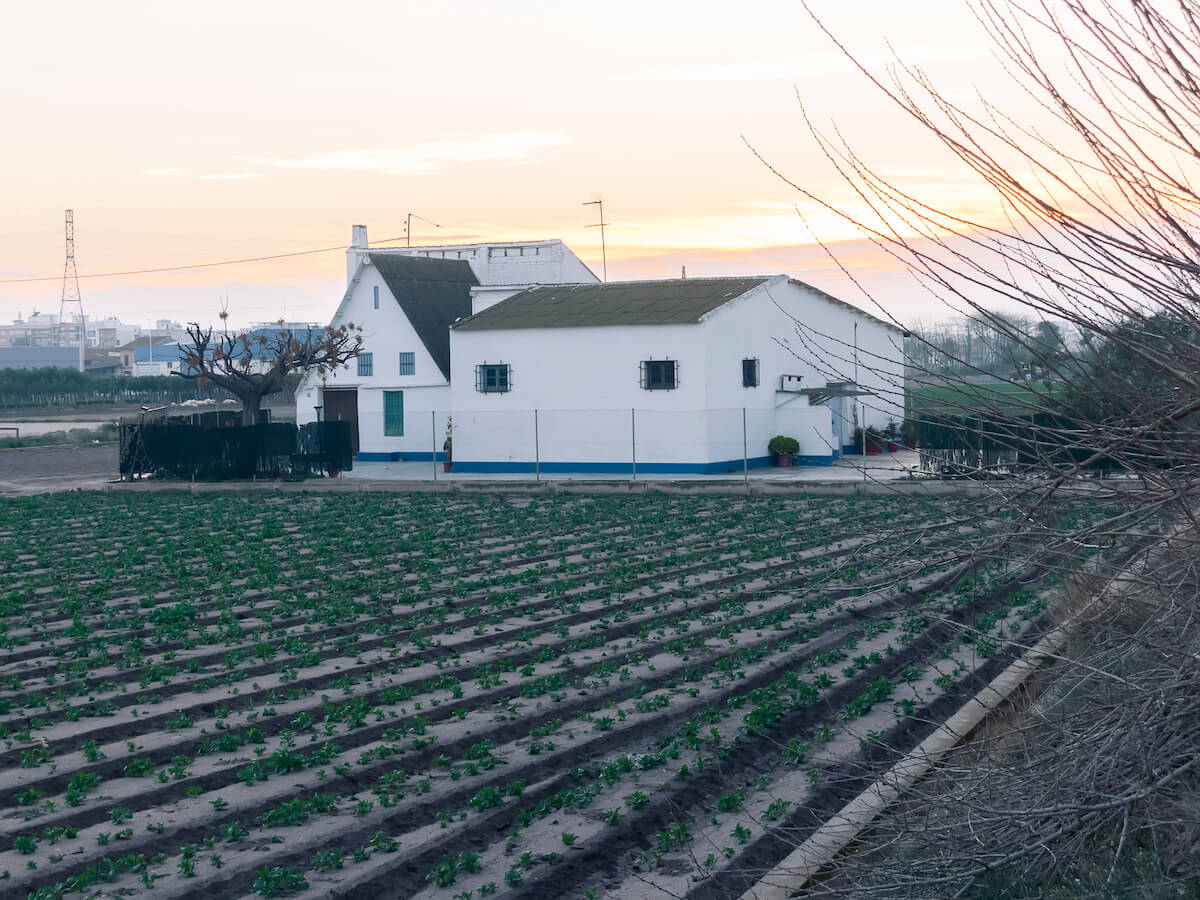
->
[447,276,904,473]
[295,226,598,458]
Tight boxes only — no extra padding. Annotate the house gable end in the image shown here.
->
[371,254,477,381]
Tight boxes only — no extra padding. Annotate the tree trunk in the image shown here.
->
[242,392,264,426]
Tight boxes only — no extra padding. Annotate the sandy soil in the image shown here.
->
[0,443,118,494]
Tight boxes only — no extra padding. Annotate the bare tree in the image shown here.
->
[175,317,361,426]
[737,0,1200,895]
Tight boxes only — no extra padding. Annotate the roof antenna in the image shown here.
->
[405,212,443,248]
[582,197,608,282]
[681,265,686,280]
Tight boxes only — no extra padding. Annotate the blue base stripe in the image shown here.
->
[449,454,835,474]
[357,451,447,462]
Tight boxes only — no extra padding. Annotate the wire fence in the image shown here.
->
[324,405,900,480]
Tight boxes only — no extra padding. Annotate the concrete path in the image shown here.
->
[0,445,934,497]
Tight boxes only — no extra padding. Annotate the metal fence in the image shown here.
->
[339,405,868,480]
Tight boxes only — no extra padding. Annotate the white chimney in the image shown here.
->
[347,224,368,286]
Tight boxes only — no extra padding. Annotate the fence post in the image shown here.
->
[743,407,749,486]
[534,409,540,482]
[861,402,867,483]
[432,410,437,482]
[631,408,637,481]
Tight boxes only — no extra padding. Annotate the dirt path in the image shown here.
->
[0,443,118,494]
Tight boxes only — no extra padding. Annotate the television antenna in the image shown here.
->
[405,212,443,247]
[582,198,609,282]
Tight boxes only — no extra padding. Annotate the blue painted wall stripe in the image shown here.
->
[356,453,837,472]
[449,454,835,475]
[357,451,447,462]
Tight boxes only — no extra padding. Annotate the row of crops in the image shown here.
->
[0,491,1114,899]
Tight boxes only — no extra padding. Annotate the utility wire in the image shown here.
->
[0,235,412,284]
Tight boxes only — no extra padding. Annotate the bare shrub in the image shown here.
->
[744,1,1200,894]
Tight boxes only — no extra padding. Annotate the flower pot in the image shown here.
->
[443,461,452,473]
[887,441,900,452]
[773,453,794,467]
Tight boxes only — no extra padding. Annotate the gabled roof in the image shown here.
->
[370,253,478,380]
[452,277,770,331]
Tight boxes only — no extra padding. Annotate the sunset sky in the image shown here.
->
[0,1,1031,329]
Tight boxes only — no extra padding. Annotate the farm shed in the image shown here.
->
[447,275,905,473]
[295,227,597,459]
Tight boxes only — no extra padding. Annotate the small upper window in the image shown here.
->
[476,363,511,393]
[398,352,415,376]
[357,352,374,377]
[742,358,760,388]
[640,359,678,391]
[373,286,379,309]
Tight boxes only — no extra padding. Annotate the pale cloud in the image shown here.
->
[265,131,569,175]
[196,172,260,181]
[594,191,1009,252]
[143,168,260,180]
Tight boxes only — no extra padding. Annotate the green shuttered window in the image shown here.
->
[383,390,404,436]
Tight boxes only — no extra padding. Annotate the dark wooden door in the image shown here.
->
[323,389,360,456]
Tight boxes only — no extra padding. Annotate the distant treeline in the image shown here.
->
[0,367,296,410]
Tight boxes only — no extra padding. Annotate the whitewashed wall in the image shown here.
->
[296,256,450,457]
[448,322,712,469]
[701,279,905,453]
[395,240,598,287]
[449,322,708,412]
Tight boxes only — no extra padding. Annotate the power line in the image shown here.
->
[0,234,410,284]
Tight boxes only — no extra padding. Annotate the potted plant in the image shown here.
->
[882,420,901,452]
[442,418,453,473]
[768,434,800,467]
[901,418,918,450]
[865,426,885,455]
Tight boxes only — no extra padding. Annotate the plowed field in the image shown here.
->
[0,491,1105,899]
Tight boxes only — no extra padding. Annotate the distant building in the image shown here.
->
[84,348,124,376]
[118,337,180,376]
[0,346,84,371]
[0,311,61,348]
[85,316,143,349]
[131,341,190,377]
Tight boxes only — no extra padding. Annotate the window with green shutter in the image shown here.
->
[383,390,404,436]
